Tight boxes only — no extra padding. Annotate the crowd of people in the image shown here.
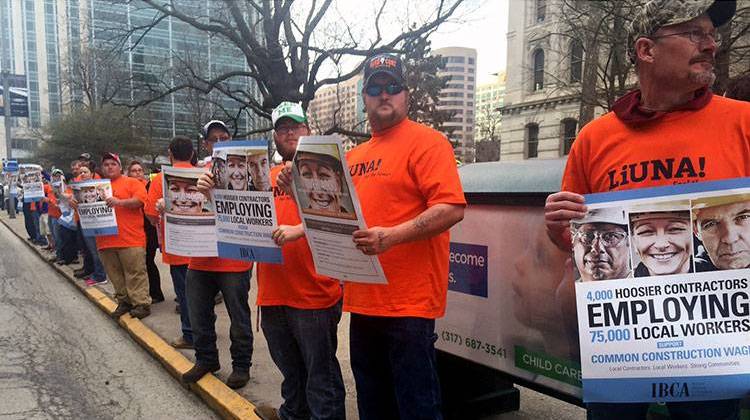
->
[4,52,466,420]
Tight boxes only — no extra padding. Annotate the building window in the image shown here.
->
[561,118,578,155]
[536,0,546,22]
[533,49,544,91]
[526,123,539,158]
[468,57,475,65]
[570,40,584,82]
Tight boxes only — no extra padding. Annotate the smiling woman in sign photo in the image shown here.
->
[629,201,693,277]
[226,154,248,191]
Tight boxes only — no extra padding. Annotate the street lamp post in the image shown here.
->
[2,71,16,218]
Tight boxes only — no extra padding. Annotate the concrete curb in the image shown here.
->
[0,216,259,420]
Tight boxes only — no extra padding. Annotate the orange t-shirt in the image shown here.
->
[343,118,466,319]
[562,96,750,194]
[257,165,342,309]
[96,175,147,250]
[145,163,192,266]
[46,183,61,219]
[187,160,252,273]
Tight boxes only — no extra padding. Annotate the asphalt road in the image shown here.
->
[0,224,216,420]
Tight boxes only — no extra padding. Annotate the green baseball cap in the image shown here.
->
[272,102,307,128]
[627,0,736,63]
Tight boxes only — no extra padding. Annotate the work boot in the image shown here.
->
[129,305,151,319]
[253,405,280,420]
[111,302,133,318]
[182,363,220,384]
[225,369,250,389]
[170,336,194,349]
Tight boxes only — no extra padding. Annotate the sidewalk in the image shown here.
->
[0,211,358,419]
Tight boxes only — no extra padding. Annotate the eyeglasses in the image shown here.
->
[573,229,627,247]
[365,83,405,97]
[651,29,722,46]
[275,124,306,135]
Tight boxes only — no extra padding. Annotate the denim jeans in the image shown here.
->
[170,264,192,344]
[82,234,106,281]
[57,225,78,263]
[587,400,740,420]
[350,314,442,420]
[49,217,60,256]
[23,202,42,242]
[145,219,163,300]
[76,222,93,274]
[261,301,345,420]
[186,269,253,370]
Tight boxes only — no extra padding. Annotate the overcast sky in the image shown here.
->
[295,0,510,86]
[431,0,509,85]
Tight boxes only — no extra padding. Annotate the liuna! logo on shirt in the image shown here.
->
[607,157,706,190]
[349,159,383,177]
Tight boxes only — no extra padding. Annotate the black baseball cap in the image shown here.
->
[364,54,405,87]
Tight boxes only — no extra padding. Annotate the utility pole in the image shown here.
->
[2,71,16,218]
[2,71,11,160]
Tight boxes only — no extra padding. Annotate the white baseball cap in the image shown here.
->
[272,102,307,128]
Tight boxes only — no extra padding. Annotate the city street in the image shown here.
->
[0,223,216,419]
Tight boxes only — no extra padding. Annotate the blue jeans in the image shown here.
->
[57,225,78,263]
[83,234,106,281]
[261,301,345,420]
[586,400,740,420]
[23,202,42,242]
[350,314,442,420]
[170,265,192,344]
[49,217,60,256]
[76,222,93,273]
[186,269,253,370]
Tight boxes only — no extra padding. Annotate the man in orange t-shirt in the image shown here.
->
[280,54,466,419]
[145,136,196,350]
[96,152,151,320]
[545,2,744,419]
[184,120,254,390]
[204,103,345,419]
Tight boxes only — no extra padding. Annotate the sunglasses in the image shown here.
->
[365,83,405,97]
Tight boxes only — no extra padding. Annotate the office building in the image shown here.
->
[0,0,261,160]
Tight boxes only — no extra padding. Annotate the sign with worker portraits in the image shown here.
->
[19,163,44,202]
[3,160,19,195]
[71,179,117,236]
[162,166,217,257]
[211,140,281,263]
[290,135,386,284]
[572,177,750,403]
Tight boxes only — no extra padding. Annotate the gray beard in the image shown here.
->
[689,69,716,87]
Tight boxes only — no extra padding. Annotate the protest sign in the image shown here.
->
[291,135,386,283]
[53,179,76,230]
[573,177,750,403]
[211,140,281,263]
[72,179,117,236]
[19,164,44,202]
[162,166,217,257]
